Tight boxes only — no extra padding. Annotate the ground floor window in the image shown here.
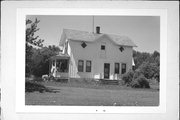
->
[56,59,68,72]
[78,60,84,72]
[86,60,91,72]
[114,63,119,74]
[121,63,126,74]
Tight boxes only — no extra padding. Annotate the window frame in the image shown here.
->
[78,60,84,72]
[86,60,91,72]
[121,63,126,74]
[101,45,105,50]
[114,63,120,74]
[81,42,87,48]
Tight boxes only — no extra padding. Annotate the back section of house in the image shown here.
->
[67,35,133,80]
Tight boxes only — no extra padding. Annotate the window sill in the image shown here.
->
[77,72,91,73]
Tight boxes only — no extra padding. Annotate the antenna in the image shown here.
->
[92,16,94,33]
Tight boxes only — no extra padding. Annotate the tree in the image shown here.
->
[133,50,151,70]
[31,45,60,77]
[26,18,44,76]
[26,18,44,47]
[138,61,159,80]
[133,50,160,82]
[152,51,160,59]
[133,50,160,70]
[151,51,160,66]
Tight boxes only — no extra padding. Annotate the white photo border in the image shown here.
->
[16,8,167,113]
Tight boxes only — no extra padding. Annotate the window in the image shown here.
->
[119,46,124,52]
[65,41,68,53]
[56,59,68,72]
[101,45,105,50]
[86,60,91,72]
[78,60,84,72]
[114,63,119,74]
[81,42,87,48]
[100,43,106,58]
[121,63,126,74]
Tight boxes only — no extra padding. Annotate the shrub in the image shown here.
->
[133,69,142,80]
[122,70,134,86]
[138,62,159,80]
[131,75,150,88]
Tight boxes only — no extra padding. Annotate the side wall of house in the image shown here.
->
[67,36,133,79]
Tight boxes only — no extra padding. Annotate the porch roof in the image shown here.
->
[50,53,70,60]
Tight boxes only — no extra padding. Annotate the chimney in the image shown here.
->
[96,26,100,34]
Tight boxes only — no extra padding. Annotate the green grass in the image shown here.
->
[25,81,59,93]
[25,80,159,106]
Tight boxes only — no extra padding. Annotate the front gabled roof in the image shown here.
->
[59,29,137,47]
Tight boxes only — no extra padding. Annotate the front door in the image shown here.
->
[104,63,110,79]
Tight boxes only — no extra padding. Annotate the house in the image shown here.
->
[49,26,136,80]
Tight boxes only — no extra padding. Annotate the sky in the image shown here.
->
[27,15,160,53]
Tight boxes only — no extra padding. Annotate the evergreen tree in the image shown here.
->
[26,18,44,76]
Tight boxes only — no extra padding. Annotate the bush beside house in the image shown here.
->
[131,75,150,88]
[133,50,160,82]
[122,50,160,88]
[122,70,150,88]
[121,70,134,86]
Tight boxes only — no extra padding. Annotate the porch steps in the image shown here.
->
[99,79,120,85]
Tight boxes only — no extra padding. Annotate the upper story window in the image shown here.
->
[81,42,87,48]
[100,43,106,59]
[86,60,91,72]
[101,45,105,50]
[119,46,124,52]
[78,60,84,72]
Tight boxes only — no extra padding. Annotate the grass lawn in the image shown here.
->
[25,80,159,106]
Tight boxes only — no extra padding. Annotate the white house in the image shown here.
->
[50,27,136,80]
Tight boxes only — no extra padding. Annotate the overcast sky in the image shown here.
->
[27,15,160,53]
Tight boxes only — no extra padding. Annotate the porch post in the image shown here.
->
[55,59,57,77]
[49,59,51,75]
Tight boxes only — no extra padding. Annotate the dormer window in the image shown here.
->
[101,45,105,50]
[81,42,87,48]
[119,46,124,52]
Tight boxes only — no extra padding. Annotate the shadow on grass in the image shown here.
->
[25,81,60,93]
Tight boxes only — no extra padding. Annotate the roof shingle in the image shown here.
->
[60,29,137,47]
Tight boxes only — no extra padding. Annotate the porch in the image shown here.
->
[49,53,70,80]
